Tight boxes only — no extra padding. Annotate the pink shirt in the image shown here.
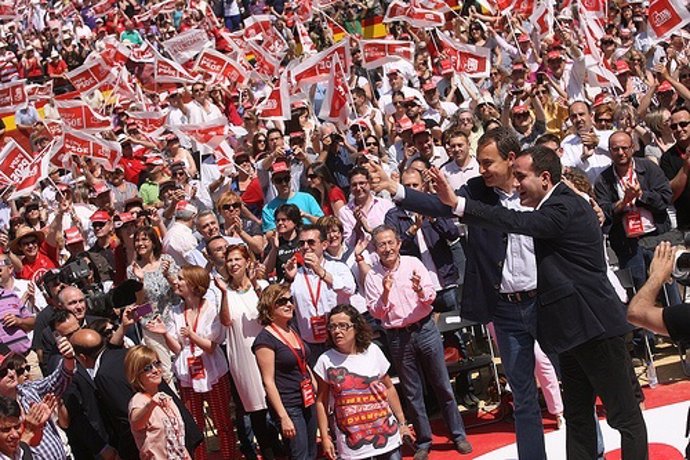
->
[339,195,395,248]
[128,392,191,460]
[364,255,436,329]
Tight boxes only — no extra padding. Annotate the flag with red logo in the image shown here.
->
[296,0,313,21]
[412,0,452,13]
[194,48,250,86]
[384,0,446,28]
[0,138,52,199]
[437,33,491,79]
[66,57,115,95]
[243,15,274,41]
[530,1,554,40]
[647,0,690,40]
[291,40,351,90]
[91,0,116,17]
[246,41,283,78]
[295,20,316,55]
[0,1,17,20]
[0,79,27,115]
[318,54,350,124]
[475,0,514,15]
[169,118,235,150]
[55,100,112,132]
[162,28,213,64]
[61,128,122,169]
[578,0,605,18]
[258,76,291,120]
[360,40,415,69]
[153,49,197,84]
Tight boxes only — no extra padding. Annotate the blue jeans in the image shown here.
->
[386,317,467,452]
[371,446,402,459]
[492,298,547,460]
[281,405,316,460]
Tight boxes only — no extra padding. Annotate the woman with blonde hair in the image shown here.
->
[145,266,236,460]
[125,345,190,460]
[643,109,674,164]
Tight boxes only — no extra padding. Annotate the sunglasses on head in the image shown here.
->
[222,203,242,211]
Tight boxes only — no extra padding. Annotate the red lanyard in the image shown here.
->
[269,324,308,376]
[184,303,203,353]
[302,271,322,315]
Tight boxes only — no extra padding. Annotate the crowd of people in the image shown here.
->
[0,0,689,459]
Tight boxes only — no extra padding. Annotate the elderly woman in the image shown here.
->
[315,305,410,460]
[215,191,263,256]
[125,345,190,459]
[252,284,317,460]
[145,266,236,460]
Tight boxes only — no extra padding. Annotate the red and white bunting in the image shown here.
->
[318,54,350,125]
[529,1,554,40]
[258,76,291,120]
[360,40,415,69]
[384,0,446,28]
[291,40,351,90]
[194,48,250,86]
[66,57,115,95]
[62,128,122,169]
[647,0,690,40]
[125,111,169,135]
[162,28,213,64]
[0,80,27,115]
[0,138,51,199]
[55,100,112,132]
[436,33,491,79]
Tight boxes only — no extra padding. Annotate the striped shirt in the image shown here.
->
[17,361,73,460]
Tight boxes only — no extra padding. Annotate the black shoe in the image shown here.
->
[413,449,429,460]
[455,439,473,454]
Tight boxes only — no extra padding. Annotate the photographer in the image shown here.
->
[628,241,690,342]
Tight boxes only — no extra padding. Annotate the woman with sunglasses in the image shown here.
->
[363,135,398,177]
[125,345,191,459]
[314,305,410,460]
[215,191,264,256]
[253,284,317,460]
[264,204,302,282]
[533,82,569,138]
[305,162,346,217]
[146,266,236,460]
[251,131,269,159]
[219,244,279,458]
[643,109,674,164]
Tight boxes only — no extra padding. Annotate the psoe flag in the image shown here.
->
[647,0,690,40]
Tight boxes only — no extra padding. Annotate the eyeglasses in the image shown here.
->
[307,173,318,179]
[670,121,690,130]
[174,171,186,176]
[534,89,549,95]
[92,222,107,229]
[141,360,162,374]
[20,239,38,247]
[299,238,318,247]
[327,322,354,332]
[365,142,378,146]
[192,88,204,93]
[222,203,242,211]
[0,364,31,379]
[273,176,291,185]
[610,145,632,152]
[256,139,267,143]
[275,296,294,307]
[458,118,473,124]
[393,101,403,106]
[596,118,613,124]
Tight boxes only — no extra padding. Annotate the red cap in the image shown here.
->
[593,93,614,107]
[439,59,453,75]
[145,155,165,166]
[512,104,530,114]
[614,60,630,75]
[175,200,198,215]
[91,181,109,196]
[517,34,530,43]
[511,62,526,72]
[386,68,401,76]
[398,117,414,132]
[658,81,675,93]
[422,81,436,92]
[64,226,84,245]
[547,50,562,61]
[411,122,428,135]
[271,161,290,174]
[114,212,136,228]
[90,210,111,223]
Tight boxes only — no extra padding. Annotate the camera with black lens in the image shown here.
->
[673,250,690,286]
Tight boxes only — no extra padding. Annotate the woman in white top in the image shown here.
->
[146,266,236,460]
[314,304,411,460]
[218,244,280,459]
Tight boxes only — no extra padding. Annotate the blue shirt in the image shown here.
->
[261,192,324,232]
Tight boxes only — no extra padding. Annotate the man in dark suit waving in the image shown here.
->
[377,143,648,459]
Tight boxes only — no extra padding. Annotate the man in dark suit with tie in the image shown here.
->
[377,142,648,459]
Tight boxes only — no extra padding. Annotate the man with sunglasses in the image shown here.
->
[284,225,355,366]
[660,107,690,232]
[87,210,116,283]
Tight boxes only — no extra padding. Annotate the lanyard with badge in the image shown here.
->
[303,271,328,342]
[269,324,315,407]
[616,165,650,238]
[185,306,206,380]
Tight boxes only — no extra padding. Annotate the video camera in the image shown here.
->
[672,233,690,286]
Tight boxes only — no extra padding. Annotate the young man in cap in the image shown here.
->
[139,156,168,205]
[87,210,116,283]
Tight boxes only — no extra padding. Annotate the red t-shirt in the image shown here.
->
[323,186,347,216]
[119,157,146,185]
[241,177,264,208]
[18,242,58,282]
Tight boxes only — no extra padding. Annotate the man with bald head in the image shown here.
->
[70,329,203,459]
[594,130,673,289]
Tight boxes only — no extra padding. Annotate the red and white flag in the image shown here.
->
[295,20,316,55]
[99,36,132,67]
[585,56,623,90]
[296,0,313,21]
[291,40,351,90]
[153,49,197,84]
[169,118,230,149]
[258,76,291,121]
[126,111,169,135]
[530,1,554,40]
[360,40,415,69]
[246,41,282,78]
[26,81,54,101]
[62,128,122,169]
[0,80,27,115]
[66,57,115,94]
[162,28,213,64]
[578,0,605,18]
[91,0,116,17]
[412,0,452,13]
[0,1,18,20]
[0,138,52,199]
[243,15,274,41]
[55,100,112,132]
[384,0,446,28]
[318,54,350,124]
[647,0,690,40]
[194,48,250,86]
[437,33,491,79]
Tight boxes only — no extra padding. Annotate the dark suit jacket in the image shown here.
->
[461,182,632,353]
[400,177,508,323]
[384,205,460,288]
[93,348,204,460]
[594,158,672,256]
